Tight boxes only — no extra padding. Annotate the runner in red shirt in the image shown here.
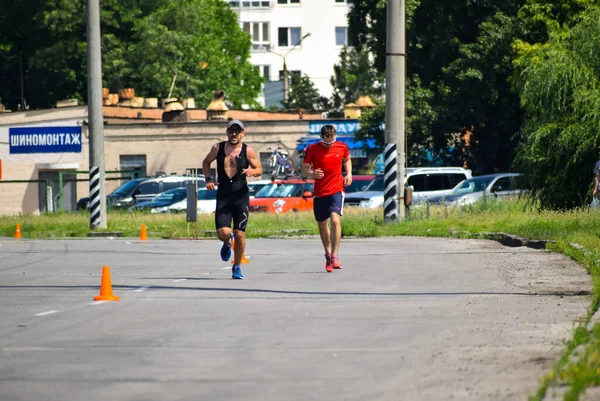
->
[302,125,352,272]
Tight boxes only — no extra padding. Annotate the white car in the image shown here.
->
[344,167,472,208]
[166,188,218,214]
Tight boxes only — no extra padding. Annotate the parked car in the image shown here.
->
[166,187,218,214]
[425,173,522,205]
[128,187,189,213]
[77,175,205,210]
[250,178,315,214]
[344,167,472,208]
[344,174,375,193]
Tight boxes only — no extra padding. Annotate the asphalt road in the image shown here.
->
[0,236,592,401]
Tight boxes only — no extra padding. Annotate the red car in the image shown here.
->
[249,178,315,214]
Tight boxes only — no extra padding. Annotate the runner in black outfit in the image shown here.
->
[202,120,263,279]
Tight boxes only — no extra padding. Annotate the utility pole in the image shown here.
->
[269,32,311,106]
[383,0,406,223]
[283,59,289,105]
[86,0,107,229]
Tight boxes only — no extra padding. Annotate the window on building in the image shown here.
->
[243,22,270,50]
[277,0,300,4]
[278,70,301,85]
[255,65,271,82]
[335,27,348,46]
[229,0,271,8]
[278,27,301,47]
[119,155,147,181]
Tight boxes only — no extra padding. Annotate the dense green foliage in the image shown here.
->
[349,0,524,173]
[329,46,384,114]
[0,0,262,110]
[284,74,329,112]
[513,2,600,209]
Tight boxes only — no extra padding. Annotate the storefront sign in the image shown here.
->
[308,120,360,136]
[350,149,367,158]
[9,126,82,154]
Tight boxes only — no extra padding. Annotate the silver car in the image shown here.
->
[426,173,522,205]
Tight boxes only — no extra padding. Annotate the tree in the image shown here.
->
[127,0,263,108]
[330,46,384,114]
[0,0,262,110]
[0,0,87,110]
[348,0,525,172]
[284,74,329,111]
[355,75,437,166]
[513,5,600,209]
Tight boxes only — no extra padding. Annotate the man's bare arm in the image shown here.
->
[343,156,352,186]
[243,146,263,177]
[203,143,219,190]
[202,143,219,178]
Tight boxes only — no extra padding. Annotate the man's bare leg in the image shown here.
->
[317,219,331,255]
[217,227,234,263]
[217,227,233,244]
[330,212,341,255]
[232,229,245,266]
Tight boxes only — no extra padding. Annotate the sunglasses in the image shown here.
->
[227,128,243,134]
[322,133,336,138]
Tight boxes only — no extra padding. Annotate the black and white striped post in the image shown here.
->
[86,0,107,229]
[383,0,406,223]
[383,144,399,221]
[89,166,102,228]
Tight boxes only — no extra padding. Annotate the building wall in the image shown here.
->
[1,108,311,216]
[231,0,353,101]
[0,107,88,215]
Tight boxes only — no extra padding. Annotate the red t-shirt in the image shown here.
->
[303,141,349,196]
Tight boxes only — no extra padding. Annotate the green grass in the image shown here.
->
[1,200,599,400]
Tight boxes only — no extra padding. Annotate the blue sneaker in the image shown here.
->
[232,265,244,280]
[220,233,234,261]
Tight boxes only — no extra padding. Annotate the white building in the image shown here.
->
[226,0,354,106]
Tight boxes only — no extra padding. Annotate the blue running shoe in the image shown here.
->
[220,233,234,261]
[232,265,244,280]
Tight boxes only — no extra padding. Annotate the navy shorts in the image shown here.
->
[215,192,250,232]
[313,191,344,222]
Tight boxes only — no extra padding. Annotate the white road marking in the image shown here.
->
[35,310,58,317]
[172,279,187,283]
[90,301,108,305]
[132,285,151,292]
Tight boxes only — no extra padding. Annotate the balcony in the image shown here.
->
[228,0,273,8]
[252,43,271,51]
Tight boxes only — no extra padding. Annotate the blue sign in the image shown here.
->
[9,126,82,154]
[308,120,360,136]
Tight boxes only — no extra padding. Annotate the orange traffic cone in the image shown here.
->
[14,224,22,239]
[139,224,148,241]
[94,266,120,301]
